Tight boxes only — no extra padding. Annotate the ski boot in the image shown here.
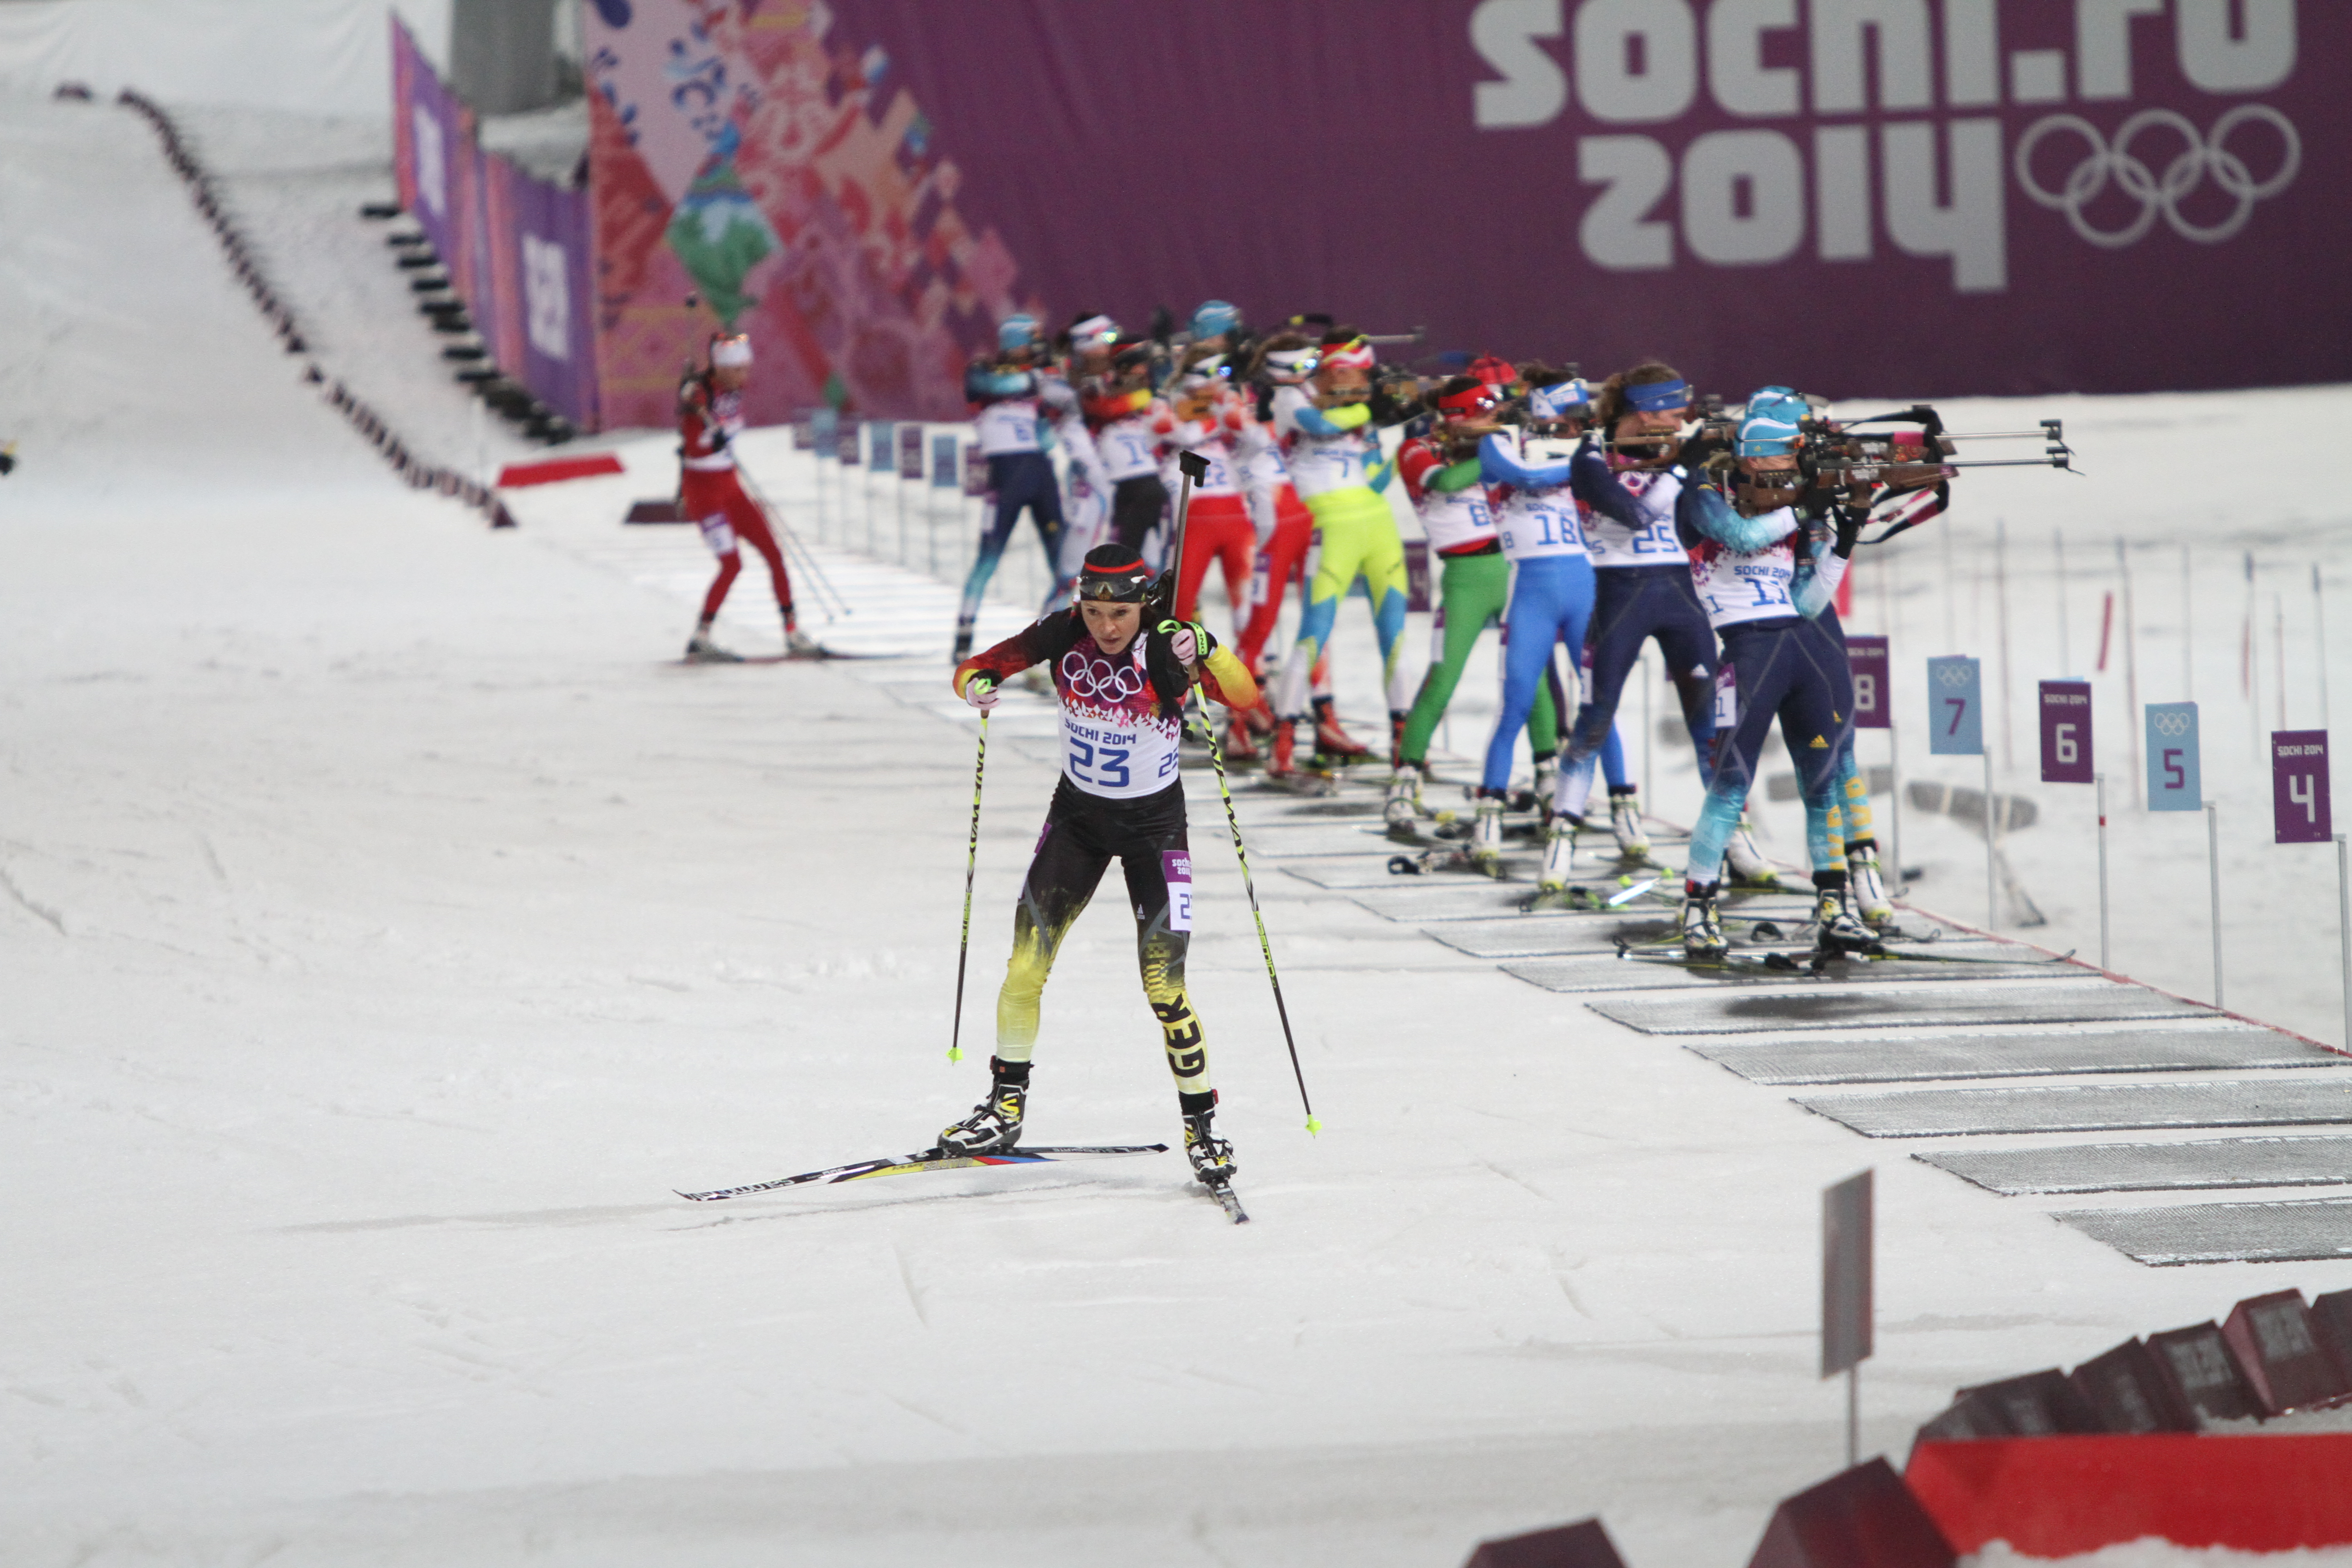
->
[1384,764,1424,837]
[1311,696,1371,763]
[1266,718,1300,781]
[1725,817,1782,889]
[1536,813,1577,894]
[1812,880,1881,957]
[686,623,742,663]
[1222,714,1261,763]
[1182,1098,1237,1185]
[1532,755,1558,823]
[1849,844,1897,928]
[1680,883,1729,960]
[1608,787,1651,857]
[784,624,823,658]
[938,1058,1029,1154]
[1470,792,1506,876]
[1241,696,1277,738]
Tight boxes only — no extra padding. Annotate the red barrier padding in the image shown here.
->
[1462,1517,1626,1568]
[1748,1459,1954,1568]
[496,454,624,488]
[1906,1435,2352,1555]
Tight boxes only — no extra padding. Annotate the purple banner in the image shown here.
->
[898,423,925,480]
[2272,730,2332,843]
[2039,680,2093,783]
[807,0,2343,405]
[392,18,463,283]
[1847,635,1888,730]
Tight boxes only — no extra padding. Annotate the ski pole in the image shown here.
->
[1186,689,1319,1134]
[948,710,987,1063]
[737,461,853,620]
[1149,449,1207,621]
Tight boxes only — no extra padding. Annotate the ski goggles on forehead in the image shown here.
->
[1624,379,1691,412]
[1528,380,1590,421]
[1076,568,1152,602]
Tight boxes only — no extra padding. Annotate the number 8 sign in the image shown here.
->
[2271,731,2332,844]
[1927,657,1982,756]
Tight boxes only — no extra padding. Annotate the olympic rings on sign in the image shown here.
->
[2014,106,2300,250]
[2153,711,2194,738]
[1936,663,1976,687]
[1059,648,1147,702]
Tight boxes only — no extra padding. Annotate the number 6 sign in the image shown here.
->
[2145,702,2201,813]
[2039,681,2093,783]
[2271,731,2332,844]
[1927,657,1981,756]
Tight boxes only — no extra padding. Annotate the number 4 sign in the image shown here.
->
[2039,681,2092,783]
[1927,657,1981,756]
[2272,731,2333,843]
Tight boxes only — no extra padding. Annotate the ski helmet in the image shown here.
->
[1075,544,1153,602]
[1468,355,1519,392]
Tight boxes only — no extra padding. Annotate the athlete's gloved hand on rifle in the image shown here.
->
[963,674,1000,712]
[1831,505,1867,559]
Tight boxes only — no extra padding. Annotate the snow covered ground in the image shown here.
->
[6,89,2352,1568]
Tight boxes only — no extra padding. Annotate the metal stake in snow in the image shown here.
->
[2339,834,2350,1054]
[2207,801,2225,1011]
[2097,773,2111,971]
[1822,1169,1874,1471]
[2317,566,2332,733]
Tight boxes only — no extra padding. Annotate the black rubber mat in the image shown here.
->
[1687,1026,2338,1084]
[1586,980,2210,1036]
[1508,954,2072,994]
[1796,1078,2352,1137]
[2054,1197,2352,1266]
[1921,1134,2352,1195]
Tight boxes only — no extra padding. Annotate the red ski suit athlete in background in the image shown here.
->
[679,372,794,628]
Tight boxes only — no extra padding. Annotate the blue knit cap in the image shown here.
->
[1190,299,1241,339]
[1736,387,1809,457]
[998,313,1042,353]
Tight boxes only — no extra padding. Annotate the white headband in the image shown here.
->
[711,337,753,368]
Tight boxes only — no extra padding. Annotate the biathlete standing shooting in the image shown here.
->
[1267,329,1419,776]
[1465,367,1597,884]
[1665,391,1874,959]
[1386,371,1559,840]
[947,545,1261,1190]
[679,333,816,662]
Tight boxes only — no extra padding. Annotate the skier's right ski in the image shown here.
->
[1615,942,1814,975]
[1200,1177,1250,1224]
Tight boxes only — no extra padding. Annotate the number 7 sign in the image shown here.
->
[2272,731,2332,843]
[1927,657,1982,756]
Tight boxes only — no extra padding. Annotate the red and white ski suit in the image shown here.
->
[679,375,793,624]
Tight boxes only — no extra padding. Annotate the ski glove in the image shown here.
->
[1832,505,1866,558]
[964,675,1000,711]
[1161,620,1206,666]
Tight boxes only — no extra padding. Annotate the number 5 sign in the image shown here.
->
[2039,681,2092,783]
[2146,702,2202,812]
[2272,731,2332,843]
[1927,657,1981,756]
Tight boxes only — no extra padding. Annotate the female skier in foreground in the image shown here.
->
[947,545,1261,1186]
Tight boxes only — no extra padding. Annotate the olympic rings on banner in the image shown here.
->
[1936,663,1976,688]
[2153,711,2194,739]
[2014,106,2300,250]
[1060,648,1147,702]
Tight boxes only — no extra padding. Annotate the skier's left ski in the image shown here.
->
[678,1143,1168,1202]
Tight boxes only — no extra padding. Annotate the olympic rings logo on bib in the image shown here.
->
[1060,648,1148,703]
[2014,107,2300,250]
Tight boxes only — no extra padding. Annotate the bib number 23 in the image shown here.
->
[1068,737,1130,789]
